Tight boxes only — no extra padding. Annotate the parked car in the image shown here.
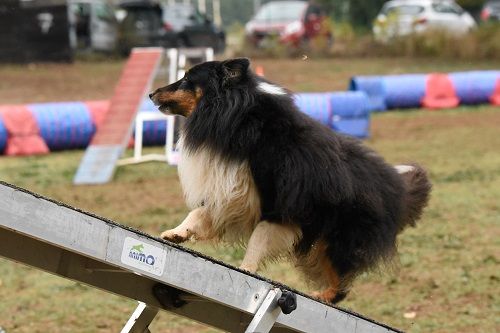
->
[117,1,225,55]
[480,0,500,22]
[373,0,476,42]
[245,0,332,49]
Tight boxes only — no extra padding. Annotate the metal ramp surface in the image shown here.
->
[0,181,401,333]
[74,48,163,185]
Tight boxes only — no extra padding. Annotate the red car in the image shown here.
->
[245,1,332,48]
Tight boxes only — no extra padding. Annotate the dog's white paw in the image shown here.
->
[239,263,258,274]
[160,229,188,243]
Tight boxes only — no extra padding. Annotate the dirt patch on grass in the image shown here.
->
[0,61,124,104]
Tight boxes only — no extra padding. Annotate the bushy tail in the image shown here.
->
[395,164,432,231]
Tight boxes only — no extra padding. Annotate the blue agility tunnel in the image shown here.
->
[330,91,371,138]
[137,99,167,146]
[449,70,500,105]
[294,93,333,126]
[294,92,371,138]
[348,76,386,111]
[350,74,427,110]
[350,70,500,110]
[383,74,427,109]
[0,117,7,153]
[29,102,95,150]
[329,91,370,118]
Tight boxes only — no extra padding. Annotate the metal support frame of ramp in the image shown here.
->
[0,181,401,333]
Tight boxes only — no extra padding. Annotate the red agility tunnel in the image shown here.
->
[85,100,111,128]
[421,73,459,109]
[491,78,500,106]
[0,105,49,156]
[0,100,170,156]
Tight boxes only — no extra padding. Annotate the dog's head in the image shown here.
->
[149,58,251,117]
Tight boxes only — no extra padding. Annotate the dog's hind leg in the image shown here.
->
[311,265,352,304]
[160,207,215,243]
[300,241,352,304]
[239,221,302,273]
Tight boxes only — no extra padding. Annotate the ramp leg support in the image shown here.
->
[121,302,159,333]
[245,288,283,333]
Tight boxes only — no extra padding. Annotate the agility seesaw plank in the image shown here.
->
[0,181,401,333]
[73,48,163,185]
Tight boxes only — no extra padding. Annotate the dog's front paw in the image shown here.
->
[160,229,188,243]
[239,263,258,274]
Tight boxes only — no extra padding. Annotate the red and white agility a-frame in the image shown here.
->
[74,48,163,185]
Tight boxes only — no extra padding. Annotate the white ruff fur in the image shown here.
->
[257,81,287,95]
[177,136,262,242]
[394,165,415,174]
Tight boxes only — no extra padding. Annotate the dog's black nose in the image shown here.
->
[148,92,154,99]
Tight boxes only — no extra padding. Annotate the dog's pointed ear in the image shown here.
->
[221,58,250,86]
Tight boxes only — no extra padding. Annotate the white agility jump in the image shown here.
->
[0,181,401,333]
[119,47,215,167]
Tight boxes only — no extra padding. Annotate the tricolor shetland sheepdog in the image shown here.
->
[149,58,431,304]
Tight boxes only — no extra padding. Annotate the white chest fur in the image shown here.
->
[177,136,262,241]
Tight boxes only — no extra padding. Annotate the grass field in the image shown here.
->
[0,57,499,333]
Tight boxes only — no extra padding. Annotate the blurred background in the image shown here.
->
[0,0,499,62]
[0,1,499,333]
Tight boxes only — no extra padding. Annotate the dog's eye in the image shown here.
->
[179,78,191,90]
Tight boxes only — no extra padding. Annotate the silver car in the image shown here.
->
[373,0,476,42]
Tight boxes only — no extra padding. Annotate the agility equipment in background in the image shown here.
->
[0,181,401,333]
[421,73,459,109]
[294,91,371,138]
[294,93,332,125]
[0,105,49,156]
[0,91,370,156]
[0,118,6,154]
[74,48,163,185]
[117,98,172,166]
[167,47,215,83]
[450,71,499,105]
[85,100,110,127]
[119,47,215,167]
[492,77,500,106]
[0,100,169,156]
[2,68,497,157]
[30,102,95,150]
[350,70,500,111]
[135,99,168,146]
[348,76,387,111]
[385,74,427,109]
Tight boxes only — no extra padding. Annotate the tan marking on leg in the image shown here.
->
[296,240,352,304]
[239,221,302,273]
[312,264,341,303]
[160,207,215,243]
